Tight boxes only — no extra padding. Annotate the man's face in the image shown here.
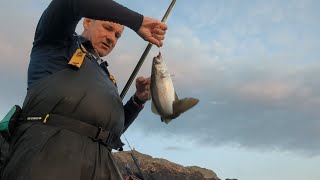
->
[83,19,124,57]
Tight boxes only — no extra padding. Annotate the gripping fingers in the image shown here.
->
[153,28,166,35]
[148,36,163,47]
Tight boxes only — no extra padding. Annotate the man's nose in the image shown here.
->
[106,34,116,47]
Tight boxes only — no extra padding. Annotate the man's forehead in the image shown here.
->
[101,21,124,31]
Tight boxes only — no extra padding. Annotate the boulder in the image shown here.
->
[113,150,220,180]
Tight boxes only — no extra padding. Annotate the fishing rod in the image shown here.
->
[120,1,177,180]
[124,136,147,180]
[120,0,177,99]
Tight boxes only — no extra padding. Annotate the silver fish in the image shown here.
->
[150,52,199,124]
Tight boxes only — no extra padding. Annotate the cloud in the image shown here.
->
[164,146,187,151]
[124,0,320,156]
[238,81,297,102]
[133,59,320,156]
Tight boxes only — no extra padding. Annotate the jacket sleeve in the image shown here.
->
[122,97,144,133]
[33,0,143,45]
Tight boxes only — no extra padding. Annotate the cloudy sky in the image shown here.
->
[1,0,320,179]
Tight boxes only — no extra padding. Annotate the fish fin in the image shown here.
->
[151,101,160,115]
[159,96,199,124]
[161,117,173,124]
[173,97,199,115]
[161,113,181,124]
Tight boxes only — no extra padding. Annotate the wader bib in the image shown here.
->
[1,46,125,180]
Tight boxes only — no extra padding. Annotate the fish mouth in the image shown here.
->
[156,52,161,58]
[153,52,162,64]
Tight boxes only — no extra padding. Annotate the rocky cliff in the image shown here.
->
[113,150,220,180]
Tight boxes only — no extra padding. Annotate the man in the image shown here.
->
[1,0,167,179]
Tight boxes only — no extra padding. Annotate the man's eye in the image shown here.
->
[104,26,112,31]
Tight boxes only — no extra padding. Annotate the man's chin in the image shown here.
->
[97,50,109,57]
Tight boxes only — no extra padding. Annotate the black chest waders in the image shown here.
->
[27,44,123,150]
[1,45,122,150]
[1,43,125,180]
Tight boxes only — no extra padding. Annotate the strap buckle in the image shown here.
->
[93,127,113,146]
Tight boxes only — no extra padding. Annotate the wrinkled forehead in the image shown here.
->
[99,20,124,33]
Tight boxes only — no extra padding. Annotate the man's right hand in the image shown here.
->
[137,16,168,47]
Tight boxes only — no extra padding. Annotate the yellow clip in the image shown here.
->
[43,114,49,123]
[68,45,87,69]
[109,74,117,87]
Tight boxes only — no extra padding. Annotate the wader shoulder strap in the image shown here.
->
[68,45,118,87]
[100,61,117,87]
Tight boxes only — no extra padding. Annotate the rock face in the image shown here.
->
[113,150,220,180]
[186,166,220,180]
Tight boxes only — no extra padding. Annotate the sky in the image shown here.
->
[0,0,320,179]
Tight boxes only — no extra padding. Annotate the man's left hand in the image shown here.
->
[135,76,151,102]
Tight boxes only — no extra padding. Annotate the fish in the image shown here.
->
[150,52,199,124]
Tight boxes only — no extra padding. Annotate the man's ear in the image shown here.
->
[83,18,94,30]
